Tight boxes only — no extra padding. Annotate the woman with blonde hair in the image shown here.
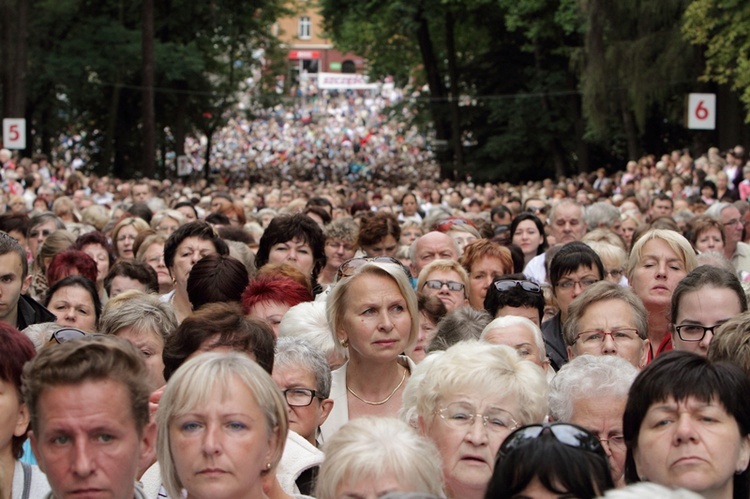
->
[112,216,150,262]
[157,352,288,499]
[321,258,419,441]
[626,229,697,362]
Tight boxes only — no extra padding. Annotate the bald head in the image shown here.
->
[410,231,459,276]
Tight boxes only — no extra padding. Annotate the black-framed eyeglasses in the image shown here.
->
[498,422,605,459]
[493,280,541,294]
[673,323,724,342]
[52,327,87,344]
[424,280,464,292]
[526,206,548,215]
[282,388,324,407]
[337,257,412,280]
[556,278,598,290]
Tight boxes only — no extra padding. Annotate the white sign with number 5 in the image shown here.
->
[687,93,716,130]
[3,118,26,149]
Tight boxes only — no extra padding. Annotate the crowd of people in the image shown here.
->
[4,91,750,498]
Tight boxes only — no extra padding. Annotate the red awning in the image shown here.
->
[288,50,320,60]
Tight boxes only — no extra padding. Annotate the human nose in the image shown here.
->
[464,415,490,445]
[379,311,394,331]
[673,414,698,444]
[201,424,222,455]
[71,439,95,477]
[700,329,715,351]
[601,333,617,354]
[598,438,614,458]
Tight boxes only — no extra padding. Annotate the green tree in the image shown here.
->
[683,0,750,120]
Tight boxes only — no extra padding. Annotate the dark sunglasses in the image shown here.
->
[52,327,87,344]
[433,217,477,232]
[526,206,548,215]
[337,257,412,280]
[498,423,605,459]
[493,280,542,294]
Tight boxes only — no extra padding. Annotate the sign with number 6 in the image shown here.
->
[687,93,716,130]
[2,118,26,149]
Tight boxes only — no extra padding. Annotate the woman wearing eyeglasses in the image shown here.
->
[623,351,750,499]
[670,266,747,357]
[485,422,614,498]
[320,258,419,442]
[408,341,548,499]
[416,259,470,312]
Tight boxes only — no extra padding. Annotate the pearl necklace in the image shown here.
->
[346,367,407,406]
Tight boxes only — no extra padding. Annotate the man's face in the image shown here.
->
[549,204,585,244]
[131,185,150,203]
[31,379,155,499]
[0,251,30,326]
[650,199,673,218]
[721,206,744,248]
[272,364,332,446]
[412,232,459,276]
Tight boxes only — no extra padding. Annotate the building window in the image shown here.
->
[298,17,311,39]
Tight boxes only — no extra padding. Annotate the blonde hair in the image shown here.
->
[326,261,418,357]
[316,417,444,499]
[626,229,697,280]
[157,352,287,498]
[416,258,470,298]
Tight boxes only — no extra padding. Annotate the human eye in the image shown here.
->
[558,281,573,289]
[517,348,531,357]
[51,435,71,445]
[0,275,13,283]
[612,331,632,340]
[609,434,625,445]
[96,433,115,443]
[181,421,202,432]
[582,279,597,287]
[582,332,602,343]
[77,308,89,315]
[226,421,248,431]
[488,415,511,428]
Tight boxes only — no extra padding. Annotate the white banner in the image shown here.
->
[318,72,377,90]
[3,118,26,149]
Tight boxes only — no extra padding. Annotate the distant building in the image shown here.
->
[274,0,365,77]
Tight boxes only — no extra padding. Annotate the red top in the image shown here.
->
[647,333,673,364]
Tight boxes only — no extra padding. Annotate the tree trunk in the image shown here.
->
[141,0,155,178]
[445,10,463,174]
[414,7,453,179]
[103,84,122,175]
[620,90,639,160]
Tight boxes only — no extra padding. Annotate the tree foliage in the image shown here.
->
[683,0,750,120]
[1,0,288,177]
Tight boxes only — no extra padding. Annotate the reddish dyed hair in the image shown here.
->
[241,274,313,314]
[0,323,36,458]
[46,249,98,287]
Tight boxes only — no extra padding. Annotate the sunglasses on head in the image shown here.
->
[493,280,541,294]
[337,257,412,281]
[498,422,605,459]
[433,217,477,233]
[52,327,87,344]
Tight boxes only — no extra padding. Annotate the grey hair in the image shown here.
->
[315,417,444,499]
[323,217,358,242]
[22,322,64,352]
[274,336,332,398]
[99,290,178,342]
[416,341,548,428]
[548,354,638,422]
[585,202,620,231]
[480,316,546,365]
[695,250,737,274]
[427,306,492,353]
[563,281,648,345]
[150,209,185,231]
[549,199,584,224]
[400,352,443,427]
[279,301,345,364]
[704,201,735,221]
